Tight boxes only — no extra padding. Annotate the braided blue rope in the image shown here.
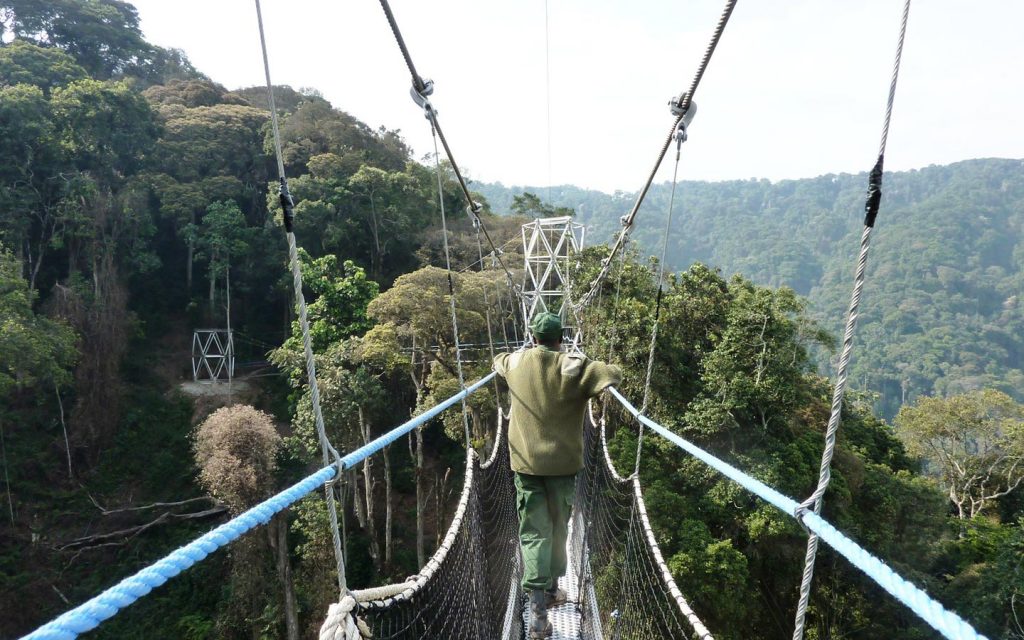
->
[22,373,496,640]
[22,467,336,640]
[608,387,989,640]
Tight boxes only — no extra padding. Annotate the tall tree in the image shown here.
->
[189,200,251,321]
[194,405,299,640]
[896,390,1024,522]
[1,0,152,79]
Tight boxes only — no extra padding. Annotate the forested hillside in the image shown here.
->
[475,157,1024,419]
[2,2,1022,640]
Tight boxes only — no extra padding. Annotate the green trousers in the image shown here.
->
[515,472,577,591]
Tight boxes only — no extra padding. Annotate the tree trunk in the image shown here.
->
[383,444,393,569]
[359,406,381,571]
[56,384,72,479]
[410,337,427,568]
[352,471,367,531]
[186,212,195,292]
[225,259,233,389]
[269,514,300,640]
[368,195,382,281]
[208,251,216,319]
[415,425,425,568]
[1,419,13,525]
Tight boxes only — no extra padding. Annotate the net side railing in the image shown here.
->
[342,411,521,640]
[572,401,712,640]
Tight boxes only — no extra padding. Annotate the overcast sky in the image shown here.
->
[129,0,1023,194]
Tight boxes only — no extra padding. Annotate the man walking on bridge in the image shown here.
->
[494,312,622,639]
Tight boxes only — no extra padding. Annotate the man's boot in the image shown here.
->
[545,585,568,609]
[529,589,552,639]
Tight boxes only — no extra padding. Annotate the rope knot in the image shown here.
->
[319,595,371,640]
[793,496,818,534]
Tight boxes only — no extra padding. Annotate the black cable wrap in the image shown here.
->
[863,154,884,227]
[279,177,295,233]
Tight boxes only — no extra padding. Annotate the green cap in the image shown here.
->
[530,311,563,342]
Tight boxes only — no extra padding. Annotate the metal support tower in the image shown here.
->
[521,216,586,346]
[192,329,235,382]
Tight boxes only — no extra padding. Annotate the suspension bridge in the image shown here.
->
[21,0,996,639]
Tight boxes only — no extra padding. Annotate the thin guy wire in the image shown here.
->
[544,0,553,205]
[253,0,346,595]
[791,2,911,638]
[600,238,630,426]
[474,224,502,410]
[576,0,737,311]
[635,134,684,477]
[430,124,472,447]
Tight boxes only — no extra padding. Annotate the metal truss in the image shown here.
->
[192,329,235,382]
[521,216,586,346]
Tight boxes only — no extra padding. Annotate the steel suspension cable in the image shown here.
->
[575,0,737,311]
[253,0,347,595]
[791,2,912,638]
[429,124,472,447]
[375,0,522,309]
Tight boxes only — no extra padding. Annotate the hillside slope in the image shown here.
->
[474,158,1024,417]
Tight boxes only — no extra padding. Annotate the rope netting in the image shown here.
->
[572,401,712,640]
[322,411,521,640]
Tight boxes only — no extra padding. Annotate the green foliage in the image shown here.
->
[0,244,75,397]
[895,390,1024,520]
[189,200,252,282]
[286,252,379,354]
[1,0,152,79]
[510,191,574,218]
[50,78,158,180]
[0,40,87,93]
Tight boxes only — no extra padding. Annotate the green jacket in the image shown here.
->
[494,347,622,475]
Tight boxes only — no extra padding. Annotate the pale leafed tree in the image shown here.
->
[895,390,1024,522]
[194,405,299,640]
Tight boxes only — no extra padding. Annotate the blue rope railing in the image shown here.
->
[23,373,496,640]
[608,387,990,640]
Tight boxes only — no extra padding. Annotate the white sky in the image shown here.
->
[130,0,1023,194]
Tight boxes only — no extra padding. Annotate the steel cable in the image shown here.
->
[791,2,912,638]
[575,0,738,311]
[253,0,347,595]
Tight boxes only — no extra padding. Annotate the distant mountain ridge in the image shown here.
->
[472,158,1024,418]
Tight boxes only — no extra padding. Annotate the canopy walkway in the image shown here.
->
[24,377,989,640]
[17,0,999,638]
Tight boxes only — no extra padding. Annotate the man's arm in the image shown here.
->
[493,353,511,377]
[580,359,623,397]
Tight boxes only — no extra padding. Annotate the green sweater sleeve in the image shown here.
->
[579,359,623,397]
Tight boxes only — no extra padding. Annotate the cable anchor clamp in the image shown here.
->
[669,94,698,129]
[410,79,436,119]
